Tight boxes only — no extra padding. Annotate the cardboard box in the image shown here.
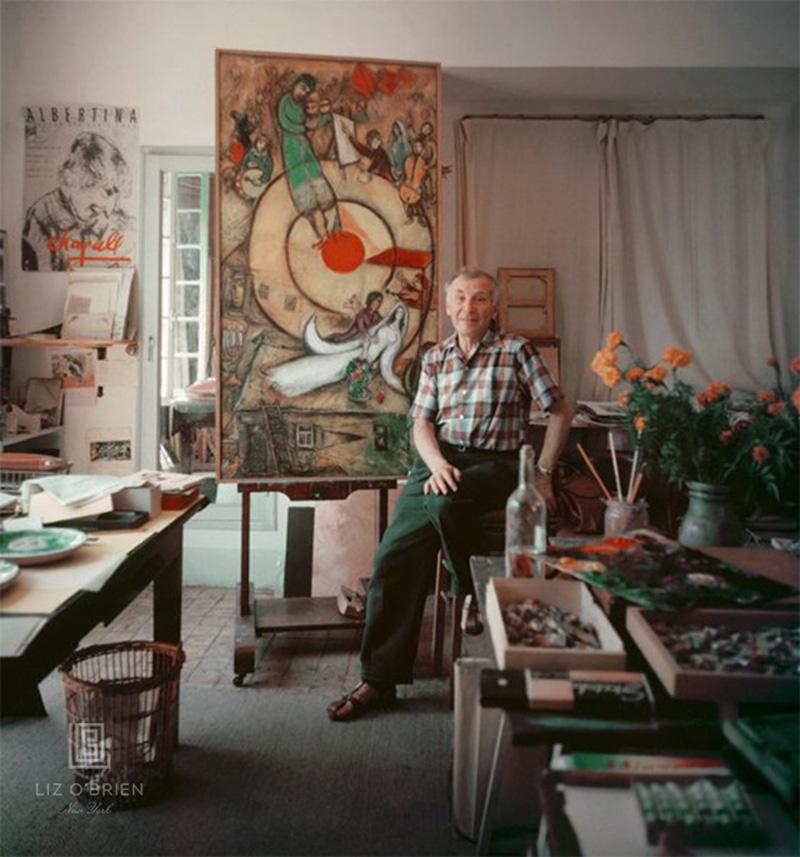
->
[113,485,162,518]
[161,487,199,510]
[627,608,799,703]
[486,578,626,671]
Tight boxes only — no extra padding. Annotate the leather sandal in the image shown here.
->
[327,682,396,722]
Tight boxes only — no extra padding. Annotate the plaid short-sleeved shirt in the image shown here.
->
[409,329,562,450]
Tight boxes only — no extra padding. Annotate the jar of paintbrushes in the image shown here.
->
[603,496,649,536]
[576,431,648,536]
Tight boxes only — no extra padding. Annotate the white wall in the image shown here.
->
[3,0,797,335]
[2,0,797,586]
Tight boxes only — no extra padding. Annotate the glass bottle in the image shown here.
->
[505,444,547,577]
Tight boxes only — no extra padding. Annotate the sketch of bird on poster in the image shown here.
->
[22,104,139,272]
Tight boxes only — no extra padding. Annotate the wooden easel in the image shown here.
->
[233,478,396,686]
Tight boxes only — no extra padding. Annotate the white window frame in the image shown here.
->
[161,172,210,401]
[139,148,281,534]
[139,148,214,470]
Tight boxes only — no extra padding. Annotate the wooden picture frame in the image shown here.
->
[497,267,556,339]
[215,50,441,481]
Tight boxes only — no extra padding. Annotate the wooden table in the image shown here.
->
[465,548,799,854]
[0,500,204,716]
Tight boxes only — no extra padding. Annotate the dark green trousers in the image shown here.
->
[360,446,518,686]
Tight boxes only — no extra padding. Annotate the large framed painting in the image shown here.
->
[215,50,440,481]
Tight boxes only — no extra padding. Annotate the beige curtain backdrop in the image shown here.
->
[457,116,780,399]
[456,117,601,398]
[598,118,781,392]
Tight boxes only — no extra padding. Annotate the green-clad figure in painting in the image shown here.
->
[277,73,341,245]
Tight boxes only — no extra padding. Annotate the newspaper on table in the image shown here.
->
[21,470,205,514]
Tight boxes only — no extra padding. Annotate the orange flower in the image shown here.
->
[767,401,786,415]
[599,366,622,389]
[643,364,667,383]
[720,429,734,444]
[618,389,631,405]
[662,346,693,368]
[606,330,624,350]
[757,390,777,403]
[793,388,800,410]
[752,445,770,465]
[634,416,647,433]
[626,366,645,382]
[791,356,800,374]
[591,347,618,373]
[766,355,779,367]
[698,381,732,405]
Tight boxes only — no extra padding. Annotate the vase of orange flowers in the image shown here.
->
[678,482,745,547]
[591,334,800,546]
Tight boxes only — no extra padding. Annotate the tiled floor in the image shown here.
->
[79,585,442,694]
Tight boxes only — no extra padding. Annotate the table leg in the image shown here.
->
[153,532,183,646]
[477,714,512,854]
[240,490,251,617]
[477,714,544,855]
[153,530,183,744]
[0,665,47,716]
[378,486,389,538]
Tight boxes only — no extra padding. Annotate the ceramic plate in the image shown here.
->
[0,559,20,590]
[0,528,87,566]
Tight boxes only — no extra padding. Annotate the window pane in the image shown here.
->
[177,175,201,208]
[176,321,199,354]
[178,247,200,281]
[178,211,201,245]
[176,283,199,316]
[174,357,189,392]
[174,356,198,391]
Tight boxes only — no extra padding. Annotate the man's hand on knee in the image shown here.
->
[424,463,462,495]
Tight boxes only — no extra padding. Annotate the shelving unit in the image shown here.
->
[1,426,63,450]
[1,337,139,459]
[0,338,137,358]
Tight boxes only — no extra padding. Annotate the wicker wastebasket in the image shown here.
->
[59,641,185,808]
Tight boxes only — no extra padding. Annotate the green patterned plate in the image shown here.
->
[0,559,20,591]
[0,528,87,566]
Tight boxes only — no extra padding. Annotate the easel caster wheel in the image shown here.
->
[233,674,246,687]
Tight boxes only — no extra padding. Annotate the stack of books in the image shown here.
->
[576,401,627,424]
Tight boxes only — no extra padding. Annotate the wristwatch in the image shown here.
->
[536,463,555,477]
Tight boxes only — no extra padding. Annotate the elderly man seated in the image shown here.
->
[328,266,574,721]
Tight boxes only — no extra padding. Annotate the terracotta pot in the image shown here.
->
[678,481,745,547]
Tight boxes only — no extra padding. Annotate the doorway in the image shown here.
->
[139,149,285,588]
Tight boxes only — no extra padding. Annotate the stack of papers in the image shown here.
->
[21,470,204,524]
[576,401,627,423]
